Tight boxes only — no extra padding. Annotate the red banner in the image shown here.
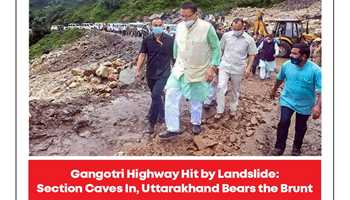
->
[29,160,320,200]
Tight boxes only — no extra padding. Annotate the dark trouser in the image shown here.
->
[251,53,260,75]
[147,78,167,125]
[275,106,310,151]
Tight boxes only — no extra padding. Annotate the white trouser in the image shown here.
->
[259,60,275,80]
[259,65,271,80]
[165,88,203,132]
[204,80,217,105]
[216,69,243,114]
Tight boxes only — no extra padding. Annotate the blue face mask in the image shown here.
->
[290,57,302,65]
[152,27,164,35]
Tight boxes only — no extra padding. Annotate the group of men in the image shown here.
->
[135,2,322,156]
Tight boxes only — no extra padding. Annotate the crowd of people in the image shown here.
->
[135,2,322,156]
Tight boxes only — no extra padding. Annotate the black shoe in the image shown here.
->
[291,147,302,156]
[157,117,165,124]
[203,104,211,110]
[203,101,216,110]
[159,131,182,139]
[145,123,155,134]
[192,124,202,135]
[271,148,284,156]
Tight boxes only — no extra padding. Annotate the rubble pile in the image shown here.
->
[30,30,140,74]
[226,0,321,35]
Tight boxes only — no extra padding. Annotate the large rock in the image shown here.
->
[112,59,125,68]
[193,136,218,150]
[70,68,84,76]
[90,77,102,84]
[108,81,119,89]
[94,85,112,93]
[82,63,99,76]
[119,66,136,85]
[103,61,112,67]
[96,65,110,78]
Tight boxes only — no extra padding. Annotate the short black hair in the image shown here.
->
[232,17,244,24]
[181,2,198,13]
[292,43,310,58]
[152,17,162,22]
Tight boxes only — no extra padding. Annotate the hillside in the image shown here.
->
[30,0,283,25]
[29,0,284,45]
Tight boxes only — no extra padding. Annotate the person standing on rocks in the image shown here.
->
[257,34,279,80]
[310,38,322,67]
[159,2,221,138]
[136,17,174,134]
[270,43,322,156]
[214,18,257,120]
[251,33,264,75]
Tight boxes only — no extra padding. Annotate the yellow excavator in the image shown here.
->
[253,11,269,36]
[253,11,320,57]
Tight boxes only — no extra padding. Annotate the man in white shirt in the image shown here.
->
[215,18,258,119]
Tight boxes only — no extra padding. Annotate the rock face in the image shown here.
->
[287,0,319,9]
[225,0,321,35]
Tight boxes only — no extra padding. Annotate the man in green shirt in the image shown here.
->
[159,2,221,138]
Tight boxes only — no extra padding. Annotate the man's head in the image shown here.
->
[217,24,225,33]
[231,18,244,37]
[180,2,198,27]
[290,43,310,66]
[151,17,164,36]
[231,18,244,31]
[265,34,274,43]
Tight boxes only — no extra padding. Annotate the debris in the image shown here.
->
[245,130,255,137]
[96,65,110,78]
[193,136,218,150]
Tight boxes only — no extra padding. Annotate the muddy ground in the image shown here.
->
[29,43,321,157]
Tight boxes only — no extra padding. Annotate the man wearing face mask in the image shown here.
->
[159,2,221,138]
[270,43,322,156]
[214,18,257,120]
[136,18,174,134]
[257,34,279,80]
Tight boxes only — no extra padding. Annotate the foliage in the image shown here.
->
[29,29,85,59]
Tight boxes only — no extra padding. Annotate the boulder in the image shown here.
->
[193,136,218,150]
[96,65,110,78]
[71,68,85,77]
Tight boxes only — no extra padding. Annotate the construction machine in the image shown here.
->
[271,19,319,57]
[252,11,320,58]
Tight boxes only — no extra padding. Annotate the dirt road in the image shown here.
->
[29,56,321,156]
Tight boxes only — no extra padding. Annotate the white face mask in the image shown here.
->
[185,20,195,28]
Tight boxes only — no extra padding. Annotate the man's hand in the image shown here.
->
[135,68,142,81]
[244,66,251,79]
[270,88,277,100]
[312,105,321,119]
[135,53,146,81]
[205,66,216,82]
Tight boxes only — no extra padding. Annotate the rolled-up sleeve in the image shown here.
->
[207,26,221,66]
[277,63,286,81]
[139,38,148,54]
[315,68,322,94]
[247,37,258,56]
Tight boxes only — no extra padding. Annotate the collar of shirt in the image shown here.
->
[152,33,164,45]
[231,32,244,39]
[188,17,199,30]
